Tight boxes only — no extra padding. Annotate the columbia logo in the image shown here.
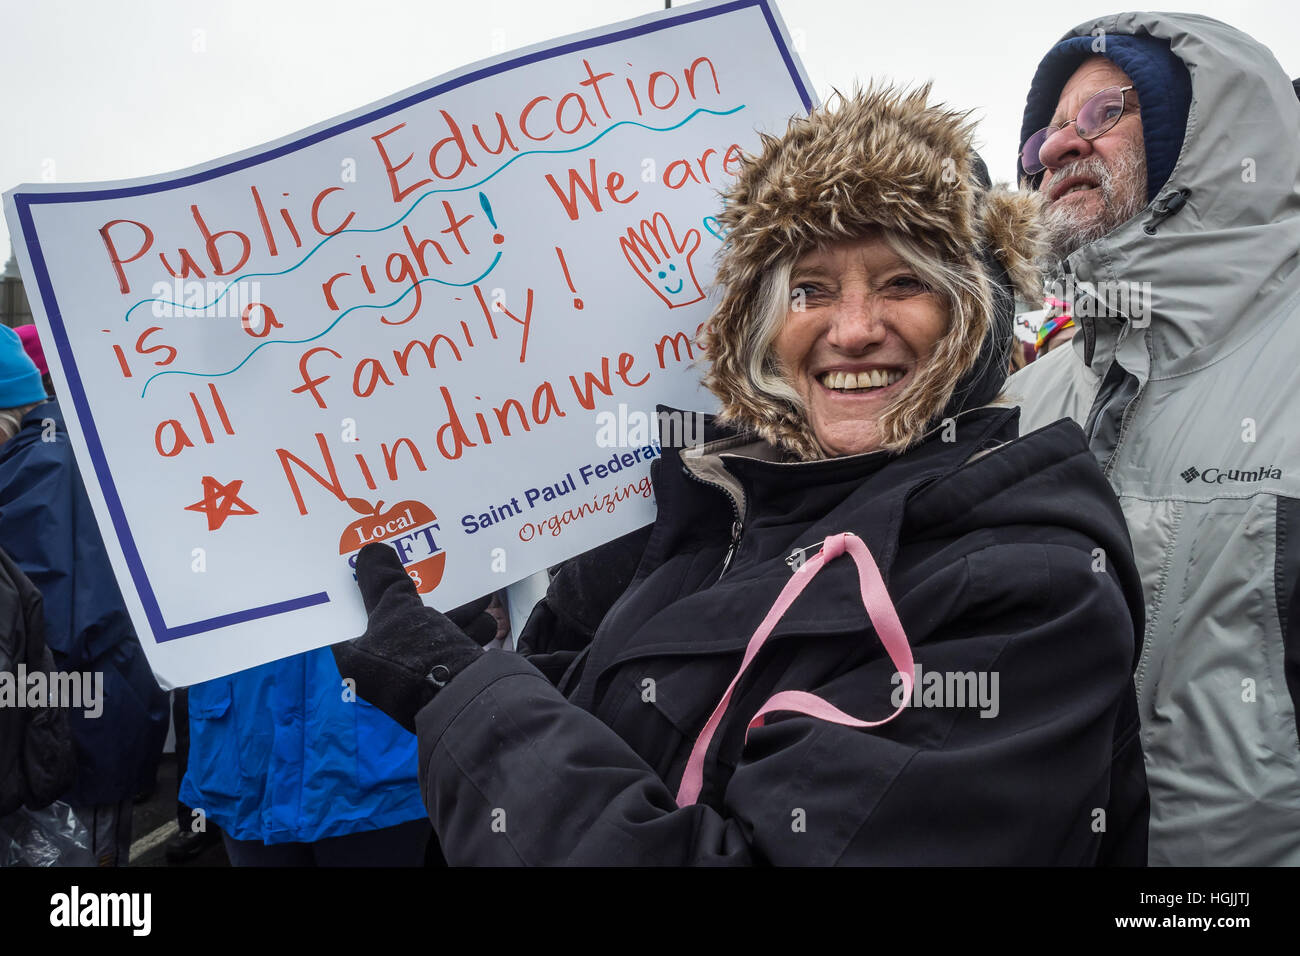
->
[1178,464,1281,485]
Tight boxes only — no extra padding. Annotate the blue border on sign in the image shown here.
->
[12,0,813,644]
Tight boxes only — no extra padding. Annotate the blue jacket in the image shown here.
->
[0,400,168,805]
[181,646,427,844]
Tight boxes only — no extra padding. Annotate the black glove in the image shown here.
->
[448,592,503,646]
[331,542,486,732]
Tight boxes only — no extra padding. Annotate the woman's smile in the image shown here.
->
[816,367,908,394]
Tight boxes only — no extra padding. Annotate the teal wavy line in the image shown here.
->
[122,104,747,323]
[139,251,501,397]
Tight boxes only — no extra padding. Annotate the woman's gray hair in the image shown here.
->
[0,401,45,445]
[737,231,992,425]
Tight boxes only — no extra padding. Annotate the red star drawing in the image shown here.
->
[185,476,258,531]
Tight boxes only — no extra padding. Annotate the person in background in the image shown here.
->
[0,544,78,832]
[14,325,53,397]
[162,686,222,863]
[1009,12,1300,864]
[1008,312,1035,372]
[1034,297,1076,357]
[0,324,168,866]
[181,594,494,866]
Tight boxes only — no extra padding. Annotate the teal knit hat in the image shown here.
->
[0,325,48,408]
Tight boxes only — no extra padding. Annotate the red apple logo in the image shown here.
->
[339,497,446,594]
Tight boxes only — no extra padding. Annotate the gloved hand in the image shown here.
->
[449,591,505,646]
[331,542,489,733]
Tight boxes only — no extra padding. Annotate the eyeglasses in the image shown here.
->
[1020,86,1136,176]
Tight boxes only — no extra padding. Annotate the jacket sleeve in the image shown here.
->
[416,651,755,864]
[415,538,1138,865]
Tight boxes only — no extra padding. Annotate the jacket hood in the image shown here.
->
[701,85,1044,461]
[1020,12,1300,372]
[0,398,58,462]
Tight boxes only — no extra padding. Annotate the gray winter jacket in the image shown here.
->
[1010,11,1300,865]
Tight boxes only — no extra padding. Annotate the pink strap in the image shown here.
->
[674,532,914,807]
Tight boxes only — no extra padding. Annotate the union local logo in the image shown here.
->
[339,497,445,593]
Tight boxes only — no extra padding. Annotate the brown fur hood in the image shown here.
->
[700,84,1044,460]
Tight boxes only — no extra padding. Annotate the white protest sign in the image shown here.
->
[3,0,814,688]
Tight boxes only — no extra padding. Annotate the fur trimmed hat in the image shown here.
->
[700,84,1044,460]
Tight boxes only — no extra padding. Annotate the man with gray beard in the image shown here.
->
[1036,101,1147,262]
[1009,12,1300,866]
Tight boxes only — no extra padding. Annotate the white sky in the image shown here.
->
[5,0,1298,264]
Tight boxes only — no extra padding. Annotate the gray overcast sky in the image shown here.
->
[5,0,1298,263]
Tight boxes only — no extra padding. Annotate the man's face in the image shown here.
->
[1036,56,1148,261]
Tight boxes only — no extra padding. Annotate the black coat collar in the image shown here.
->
[645,404,1020,585]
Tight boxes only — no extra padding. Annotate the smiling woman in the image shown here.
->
[334,84,1152,866]
[700,89,1048,462]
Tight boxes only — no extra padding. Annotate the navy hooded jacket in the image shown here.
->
[0,400,168,806]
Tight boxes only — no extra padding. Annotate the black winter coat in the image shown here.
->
[416,406,1149,864]
[0,547,77,817]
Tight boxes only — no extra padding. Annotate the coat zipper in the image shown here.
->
[681,463,744,580]
[719,519,743,577]
[1142,188,1191,235]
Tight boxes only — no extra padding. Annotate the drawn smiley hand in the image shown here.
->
[619,212,705,309]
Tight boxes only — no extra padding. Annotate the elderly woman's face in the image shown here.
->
[775,235,948,457]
